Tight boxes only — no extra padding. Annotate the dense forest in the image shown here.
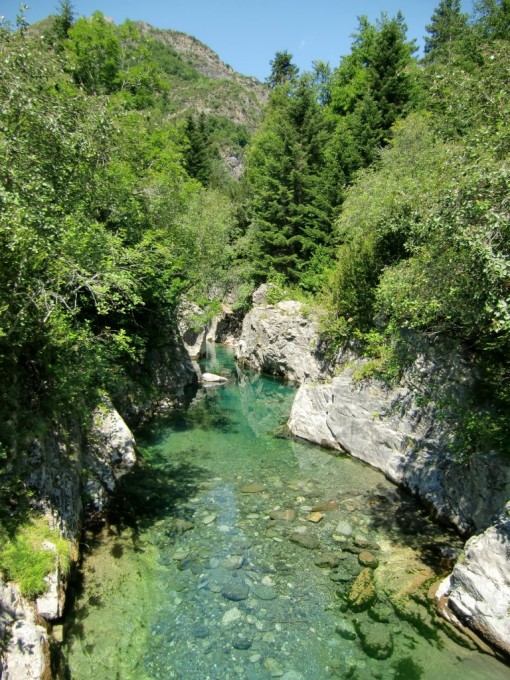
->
[0,0,509,589]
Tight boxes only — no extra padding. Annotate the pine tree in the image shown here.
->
[246,77,334,285]
[52,0,74,51]
[183,113,213,186]
[267,51,299,88]
[369,13,416,131]
[424,0,469,62]
[328,13,416,177]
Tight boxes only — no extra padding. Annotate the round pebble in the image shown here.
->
[221,582,250,601]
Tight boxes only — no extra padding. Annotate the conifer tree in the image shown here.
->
[424,0,469,62]
[183,113,213,186]
[328,13,416,177]
[246,76,334,285]
[52,0,74,51]
[267,51,299,88]
[369,13,416,131]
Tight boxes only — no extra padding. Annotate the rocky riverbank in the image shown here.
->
[236,293,510,659]
[0,332,199,679]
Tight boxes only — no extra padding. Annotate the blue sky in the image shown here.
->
[2,0,474,80]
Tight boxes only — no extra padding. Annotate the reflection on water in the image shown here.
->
[63,346,510,680]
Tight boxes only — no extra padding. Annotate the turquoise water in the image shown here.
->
[64,345,510,680]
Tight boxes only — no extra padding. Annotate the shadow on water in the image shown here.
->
[138,391,239,447]
[61,448,209,669]
[108,450,209,539]
[359,482,463,570]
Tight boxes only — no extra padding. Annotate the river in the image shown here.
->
[63,345,510,679]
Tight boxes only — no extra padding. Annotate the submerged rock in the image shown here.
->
[355,619,394,660]
[347,569,377,612]
[221,582,250,602]
[252,585,278,601]
[307,512,324,523]
[222,607,243,626]
[232,635,253,650]
[312,500,340,513]
[358,551,379,569]
[335,521,353,537]
[368,603,394,623]
[314,553,342,569]
[270,509,297,521]
[241,483,266,494]
[289,533,320,550]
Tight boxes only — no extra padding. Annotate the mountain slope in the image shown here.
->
[136,22,268,132]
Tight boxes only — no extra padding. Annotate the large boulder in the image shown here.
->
[445,505,510,656]
[236,300,330,383]
[84,397,137,512]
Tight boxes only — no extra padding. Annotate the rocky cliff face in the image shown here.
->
[0,580,50,680]
[288,363,510,534]
[236,299,331,383]
[134,23,268,133]
[239,297,510,657]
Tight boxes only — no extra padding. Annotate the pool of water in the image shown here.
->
[63,345,510,680]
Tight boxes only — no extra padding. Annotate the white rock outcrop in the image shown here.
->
[201,372,228,383]
[84,397,137,511]
[289,364,510,534]
[236,300,330,383]
[0,580,50,680]
[445,506,510,656]
[178,301,210,359]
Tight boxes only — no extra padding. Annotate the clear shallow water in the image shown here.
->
[64,345,510,680]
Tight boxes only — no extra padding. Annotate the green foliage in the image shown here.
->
[329,13,418,167]
[65,11,121,94]
[265,272,314,306]
[267,50,299,88]
[0,25,239,497]
[473,0,510,40]
[52,0,74,50]
[183,113,215,185]
[173,187,237,299]
[0,515,72,598]
[323,29,510,458]
[424,0,470,63]
[324,113,453,341]
[245,76,336,285]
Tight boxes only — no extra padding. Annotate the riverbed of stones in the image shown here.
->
[142,472,466,680]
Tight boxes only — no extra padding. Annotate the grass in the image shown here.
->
[0,514,72,598]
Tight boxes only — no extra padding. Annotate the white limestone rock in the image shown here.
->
[447,507,510,656]
[236,300,330,383]
[201,372,228,383]
[289,360,510,534]
[0,580,50,680]
[35,541,65,621]
[84,397,137,511]
[178,301,210,360]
